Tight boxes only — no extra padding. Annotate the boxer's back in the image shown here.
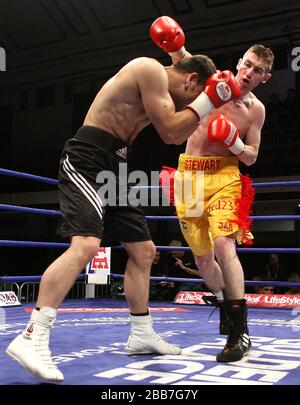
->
[84,57,164,144]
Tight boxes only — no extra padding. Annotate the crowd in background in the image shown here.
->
[111,244,300,301]
[265,88,300,129]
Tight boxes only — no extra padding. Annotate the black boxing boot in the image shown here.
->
[202,294,230,335]
[219,301,231,335]
[216,299,251,362]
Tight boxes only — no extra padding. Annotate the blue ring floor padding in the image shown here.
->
[1,298,300,386]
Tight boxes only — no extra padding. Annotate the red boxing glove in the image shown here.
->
[150,16,185,53]
[186,70,241,122]
[208,114,245,155]
[204,70,240,108]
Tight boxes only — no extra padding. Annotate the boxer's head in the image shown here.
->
[245,44,274,73]
[171,54,216,107]
[236,44,274,91]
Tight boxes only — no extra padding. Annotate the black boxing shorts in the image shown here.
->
[58,125,151,244]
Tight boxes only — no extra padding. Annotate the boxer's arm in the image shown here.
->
[237,102,265,166]
[138,60,199,144]
[169,48,192,64]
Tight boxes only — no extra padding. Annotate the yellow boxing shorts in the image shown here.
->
[175,154,254,257]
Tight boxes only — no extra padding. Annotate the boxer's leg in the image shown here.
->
[214,236,251,362]
[38,236,100,308]
[6,236,100,382]
[194,250,225,294]
[123,240,181,355]
[123,240,155,314]
[6,134,104,382]
[214,236,244,300]
[194,250,230,335]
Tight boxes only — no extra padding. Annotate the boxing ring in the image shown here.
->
[1,167,300,386]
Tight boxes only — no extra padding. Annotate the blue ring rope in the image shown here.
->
[0,274,85,283]
[0,274,299,288]
[0,239,299,254]
[0,204,62,216]
[0,204,299,222]
[1,167,300,189]
[0,240,70,248]
[145,215,300,221]
[110,274,300,287]
[0,168,58,185]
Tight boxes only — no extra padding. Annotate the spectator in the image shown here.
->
[173,257,203,292]
[264,93,284,130]
[164,239,196,298]
[250,275,263,294]
[266,92,282,115]
[259,277,275,294]
[164,240,186,277]
[110,279,125,299]
[150,250,168,277]
[265,253,287,281]
[167,239,185,260]
[149,250,172,301]
[281,88,300,126]
[265,111,280,130]
[285,273,300,295]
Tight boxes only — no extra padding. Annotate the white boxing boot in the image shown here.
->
[6,307,64,382]
[126,314,181,355]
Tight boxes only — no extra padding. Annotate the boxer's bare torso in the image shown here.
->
[186,93,264,156]
[84,58,154,144]
[83,56,206,145]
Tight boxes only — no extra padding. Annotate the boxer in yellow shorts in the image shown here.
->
[165,42,273,364]
[175,154,253,257]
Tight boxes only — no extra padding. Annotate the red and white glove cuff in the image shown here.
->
[186,92,214,123]
[168,46,186,60]
[229,137,245,155]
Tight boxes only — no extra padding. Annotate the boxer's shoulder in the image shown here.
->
[126,57,165,72]
[248,93,265,117]
[234,92,264,112]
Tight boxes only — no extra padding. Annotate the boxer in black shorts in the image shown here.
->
[6,16,240,382]
[59,125,151,243]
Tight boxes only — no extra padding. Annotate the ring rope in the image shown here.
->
[0,274,299,288]
[0,204,61,216]
[0,204,299,222]
[1,167,300,188]
[145,215,300,221]
[0,168,58,185]
[0,240,69,248]
[0,239,299,254]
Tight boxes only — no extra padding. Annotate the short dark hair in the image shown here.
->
[245,44,274,73]
[174,55,216,85]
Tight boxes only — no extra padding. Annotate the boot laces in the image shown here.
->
[225,334,240,349]
[149,329,176,349]
[208,305,218,319]
[34,326,57,369]
[202,295,220,319]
